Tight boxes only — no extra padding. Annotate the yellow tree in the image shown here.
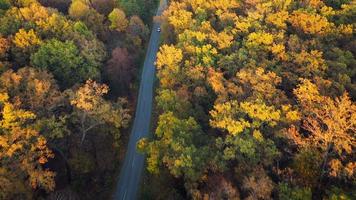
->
[167,5,193,33]
[0,67,62,115]
[12,29,42,50]
[289,10,331,35]
[68,0,90,19]
[266,11,289,29]
[108,8,128,32]
[291,79,355,181]
[156,45,183,89]
[210,100,281,136]
[292,50,327,77]
[19,2,49,25]
[0,93,55,199]
[69,80,131,145]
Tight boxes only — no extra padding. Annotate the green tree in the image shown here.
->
[278,183,312,200]
[145,112,209,182]
[30,39,99,88]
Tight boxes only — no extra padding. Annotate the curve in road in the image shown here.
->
[113,1,166,200]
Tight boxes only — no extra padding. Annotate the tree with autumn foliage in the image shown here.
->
[0,0,154,198]
[142,0,356,198]
[0,92,55,199]
[105,47,135,95]
[287,79,355,186]
[69,79,131,145]
[108,8,128,32]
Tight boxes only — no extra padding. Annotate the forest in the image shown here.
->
[0,0,355,200]
[140,0,356,199]
[0,0,157,199]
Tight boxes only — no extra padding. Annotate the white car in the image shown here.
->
[157,27,161,32]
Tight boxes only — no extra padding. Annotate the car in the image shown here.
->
[157,27,161,32]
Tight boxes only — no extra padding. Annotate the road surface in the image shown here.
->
[113,1,166,200]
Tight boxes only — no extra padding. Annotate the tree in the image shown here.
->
[156,45,183,89]
[289,79,355,183]
[30,39,99,88]
[0,67,62,115]
[12,29,42,50]
[126,15,148,46]
[77,38,107,70]
[116,0,141,16]
[68,0,107,39]
[91,0,115,15]
[242,168,274,200]
[79,8,107,39]
[156,89,191,115]
[12,28,42,65]
[0,92,55,199]
[278,183,312,200]
[199,175,240,200]
[145,112,209,182]
[69,79,131,145]
[108,8,128,32]
[68,0,90,19]
[105,47,134,95]
[289,10,331,35]
[210,100,282,135]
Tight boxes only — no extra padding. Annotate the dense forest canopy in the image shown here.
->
[0,0,355,199]
[141,0,356,199]
[0,0,157,199]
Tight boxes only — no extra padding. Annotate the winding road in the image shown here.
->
[113,1,166,199]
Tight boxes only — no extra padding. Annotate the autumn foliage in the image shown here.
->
[0,0,155,198]
[142,0,356,199]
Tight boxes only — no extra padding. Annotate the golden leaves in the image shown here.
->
[207,68,225,94]
[292,79,356,179]
[266,11,289,29]
[271,43,287,60]
[19,3,49,23]
[282,105,301,122]
[108,8,128,32]
[240,101,281,126]
[234,17,251,33]
[210,101,251,135]
[237,67,285,103]
[156,45,183,70]
[13,29,42,49]
[289,10,331,35]
[156,45,183,88]
[293,79,322,107]
[210,100,282,135]
[70,79,109,111]
[0,94,35,130]
[0,92,55,192]
[246,31,274,48]
[293,50,327,76]
[168,9,193,33]
[210,31,234,49]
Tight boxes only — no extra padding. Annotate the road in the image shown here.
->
[113,1,166,200]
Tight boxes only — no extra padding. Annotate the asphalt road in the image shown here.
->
[113,1,166,200]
